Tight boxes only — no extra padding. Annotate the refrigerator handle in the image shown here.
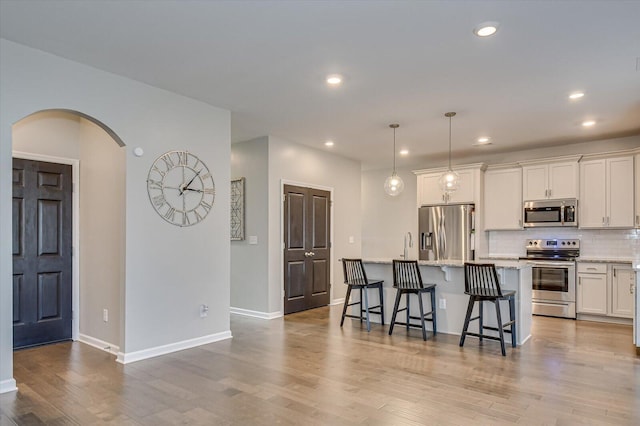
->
[421,232,432,250]
[440,214,446,258]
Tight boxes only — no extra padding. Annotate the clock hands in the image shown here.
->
[179,169,201,195]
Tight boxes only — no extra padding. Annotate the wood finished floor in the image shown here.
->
[1,306,639,425]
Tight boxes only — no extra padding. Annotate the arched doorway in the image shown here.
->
[12,109,125,352]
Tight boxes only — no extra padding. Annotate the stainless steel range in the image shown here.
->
[522,239,580,319]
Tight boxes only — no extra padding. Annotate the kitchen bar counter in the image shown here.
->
[360,260,532,345]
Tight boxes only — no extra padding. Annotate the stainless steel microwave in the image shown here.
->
[523,199,577,227]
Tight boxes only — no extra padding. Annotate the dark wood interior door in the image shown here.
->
[283,185,331,314]
[13,158,73,349]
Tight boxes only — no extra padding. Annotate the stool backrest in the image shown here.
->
[392,260,424,289]
[342,259,368,285]
[464,263,503,297]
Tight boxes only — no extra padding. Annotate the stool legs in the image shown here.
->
[378,284,385,326]
[478,300,484,342]
[430,289,437,335]
[389,290,402,336]
[417,292,427,341]
[363,286,371,332]
[509,295,517,348]
[494,299,506,356]
[459,295,475,347]
[340,286,352,327]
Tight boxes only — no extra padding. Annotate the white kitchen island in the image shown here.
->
[360,259,533,345]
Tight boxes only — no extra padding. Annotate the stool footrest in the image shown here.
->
[462,332,504,342]
[482,325,513,334]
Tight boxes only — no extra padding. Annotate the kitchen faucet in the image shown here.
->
[403,232,413,259]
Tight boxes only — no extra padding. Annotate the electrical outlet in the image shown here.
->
[439,298,446,309]
[200,304,209,318]
[103,309,108,322]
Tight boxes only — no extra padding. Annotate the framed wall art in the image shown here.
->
[230,177,245,240]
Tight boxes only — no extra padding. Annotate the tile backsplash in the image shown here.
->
[488,228,640,260]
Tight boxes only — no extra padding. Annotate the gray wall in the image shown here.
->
[268,136,362,313]
[1,39,231,387]
[361,167,418,259]
[230,137,269,313]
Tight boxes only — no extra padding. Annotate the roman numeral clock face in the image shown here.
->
[147,150,215,226]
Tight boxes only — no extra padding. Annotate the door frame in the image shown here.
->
[279,179,334,314]
[12,151,80,342]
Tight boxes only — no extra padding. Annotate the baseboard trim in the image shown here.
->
[330,298,345,306]
[78,334,120,356]
[230,307,283,320]
[116,330,232,364]
[0,378,18,394]
[576,314,633,325]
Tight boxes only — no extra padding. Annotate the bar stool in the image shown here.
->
[388,260,437,341]
[340,259,384,332]
[459,263,517,356]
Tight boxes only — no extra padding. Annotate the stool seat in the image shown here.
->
[340,259,384,332]
[388,260,437,341]
[459,263,517,356]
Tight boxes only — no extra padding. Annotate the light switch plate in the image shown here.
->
[249,236,258,245]
[348,236,355,244]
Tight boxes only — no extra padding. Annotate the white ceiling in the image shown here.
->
[1,0,639,169]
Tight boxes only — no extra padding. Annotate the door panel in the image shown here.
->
[13,158,72,349]
[283,185,331,314]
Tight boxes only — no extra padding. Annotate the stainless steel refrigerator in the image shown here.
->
[419,204,475,261]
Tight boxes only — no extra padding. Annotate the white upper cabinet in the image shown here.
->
[522,161,578,201]
[580,156,634,228]
[415,166,480,206]
[484,167,523,230]
[636,154,640,228]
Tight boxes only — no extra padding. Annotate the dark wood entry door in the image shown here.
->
[283,185,331,314]
[12,158,73,349]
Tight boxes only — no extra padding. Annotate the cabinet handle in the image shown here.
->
[636,215,639,226]
[548,189,552,198]
[631,283,635,295]
[602,217,606,226]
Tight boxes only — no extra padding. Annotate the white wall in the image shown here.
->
[1,39,231,388]
[268,136,362,312]
[361,167,418,259]
[230,137,269,313]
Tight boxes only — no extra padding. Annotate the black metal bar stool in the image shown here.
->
[459,263,517,356]
[340,259,384,332]
[388,260,437,341]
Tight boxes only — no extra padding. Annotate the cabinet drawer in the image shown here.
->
[577,263,607,274]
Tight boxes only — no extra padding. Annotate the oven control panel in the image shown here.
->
[526,239,580,250]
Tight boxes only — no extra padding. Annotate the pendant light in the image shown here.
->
[439,112,460,193]
[384,123,404,196]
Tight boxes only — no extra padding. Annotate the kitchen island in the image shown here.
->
[360,259,532,345]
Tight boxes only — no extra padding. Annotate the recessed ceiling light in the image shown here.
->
[474,22,499,37]
[324,140,334,147]
[326,74,342,85]
[569,92,585,100]
[582,120,596,127]
[476,137,491,144]
[399,149,409,156]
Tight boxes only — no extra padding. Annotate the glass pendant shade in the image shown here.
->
[439,111,459,194]
[384,123,404,196]
[384,172,404,196]
[439,169,460,193]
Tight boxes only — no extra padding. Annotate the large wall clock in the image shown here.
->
[147,150,215,226]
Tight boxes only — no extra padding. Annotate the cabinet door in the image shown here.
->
[636,154,640,228]
[418,173,444,206]
[577,273,607,315]
[610,265,634,318]
[448,170,475,204]
[579,159,606,228]
[607,157,634,228]
[548,162,578,199]
[484,168,522,230]
[522,165,548,201]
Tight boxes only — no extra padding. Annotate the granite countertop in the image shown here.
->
[363,258,529,270]
[577,257,634,264]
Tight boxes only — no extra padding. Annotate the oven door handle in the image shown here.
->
[527,261,573,267]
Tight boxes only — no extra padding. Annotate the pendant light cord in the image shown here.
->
[448,114,452,171]
[393,126,396,174]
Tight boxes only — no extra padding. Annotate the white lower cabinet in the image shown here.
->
[611,264,635,318]
[577,262,635,320]
[577,264,607,315]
